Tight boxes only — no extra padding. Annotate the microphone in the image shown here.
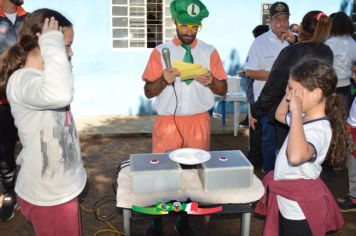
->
[162,48,172,69]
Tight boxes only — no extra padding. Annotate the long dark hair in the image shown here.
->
[290,59,348,167]
[329,11,354,37]
[299,11,332,43]
[0,8,72,98]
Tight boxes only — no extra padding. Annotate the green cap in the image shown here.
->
[170,0,209,25]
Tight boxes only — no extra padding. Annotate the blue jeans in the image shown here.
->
[260,115,277,172]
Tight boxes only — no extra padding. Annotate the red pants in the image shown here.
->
[152,112,210,153]
[18,197,82,236]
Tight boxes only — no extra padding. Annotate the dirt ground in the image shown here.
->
[1,133,355,236]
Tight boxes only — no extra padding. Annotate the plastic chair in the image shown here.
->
[220,75,241,126]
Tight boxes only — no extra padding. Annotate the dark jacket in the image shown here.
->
[256,171,344,236]
[0,6,28,100]
[0,6,28,55]
[251,42,333,120]
[251,42,333,148]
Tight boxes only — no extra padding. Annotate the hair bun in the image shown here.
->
[18,34,38,51]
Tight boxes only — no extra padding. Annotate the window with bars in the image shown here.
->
[111,0,175,49]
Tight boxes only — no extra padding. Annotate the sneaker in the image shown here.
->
[146,225,163,236]
[175,223,196,236]
[0,192,18,221]
[337,195,356,212]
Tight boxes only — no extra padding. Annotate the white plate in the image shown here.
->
[169,148,211,165]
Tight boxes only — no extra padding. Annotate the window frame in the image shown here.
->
[111,0,175,49]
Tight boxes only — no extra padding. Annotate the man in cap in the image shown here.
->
[0,0,28,221]
[244,1,296,173]
[142,0,227,235]
[241,24,270,168]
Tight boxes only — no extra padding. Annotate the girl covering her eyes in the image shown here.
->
[256,59,347,236]
[2,8,86,236]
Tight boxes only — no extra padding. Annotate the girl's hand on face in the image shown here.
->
[285,85,291,102]
[289,88,304,114]
[36,17,62,38]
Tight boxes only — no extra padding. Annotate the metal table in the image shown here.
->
[116,151,263,236]
[122,202,253,236]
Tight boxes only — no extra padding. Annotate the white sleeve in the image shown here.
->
[304,123,330,161]
[13,31,74,110]
[244,39,261,70]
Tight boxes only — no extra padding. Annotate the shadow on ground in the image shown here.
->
[1,133,355,236]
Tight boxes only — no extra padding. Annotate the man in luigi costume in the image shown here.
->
[142,0,227,235]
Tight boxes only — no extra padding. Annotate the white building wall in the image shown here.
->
[22,0,342,116]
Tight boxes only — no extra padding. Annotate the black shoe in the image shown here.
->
[337,195,356,212]
[240,117,249,127]
[146,225,163,236]
[0,192,18,221]
[175,224,196,236]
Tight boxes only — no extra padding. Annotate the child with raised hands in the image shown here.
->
[256,59,347,236]
[2,9,86,235]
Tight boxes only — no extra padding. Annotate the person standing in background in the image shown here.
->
[338,62,356,212]
[245,24,270,104]
[289,23,300,34]
[244,1,296,173]
[243,24,269,167]
[250,10,334,170]
[0,0,27,221]
[325,12,356,113]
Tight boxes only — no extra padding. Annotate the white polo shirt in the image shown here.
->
[274,114,332,220]
[244,29,289,101]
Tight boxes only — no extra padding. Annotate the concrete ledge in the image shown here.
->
[75,114,248,137]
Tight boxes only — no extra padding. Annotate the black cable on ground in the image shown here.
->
[80,161,131,235]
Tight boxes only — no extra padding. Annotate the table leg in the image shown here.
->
[234,101,240,136]
[123,209,132,236]
[241,212,251,236]
[247,103,251,150]
[222,101,226,126]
